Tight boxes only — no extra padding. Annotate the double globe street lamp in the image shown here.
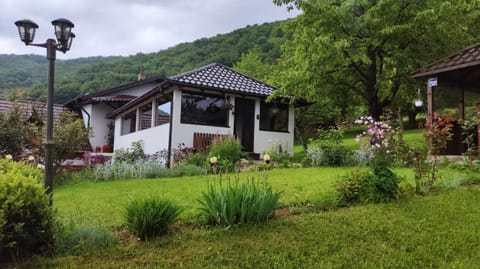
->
[14,18,75,197]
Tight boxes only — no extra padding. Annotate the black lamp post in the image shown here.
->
[14,18,75,199]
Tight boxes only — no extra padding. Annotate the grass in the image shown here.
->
[294,127,424,153]
[26,187,480,268]
[18,127,475,268]
[54,167,364,228]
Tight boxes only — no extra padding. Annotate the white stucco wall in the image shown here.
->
[89,103,114,150]
[253,102,295,155]
[170,88,234,149]
[114,117,170,155]
[79,81,160,151]
[111,87,295,157]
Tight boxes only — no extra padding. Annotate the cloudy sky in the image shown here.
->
[0,0,299,59]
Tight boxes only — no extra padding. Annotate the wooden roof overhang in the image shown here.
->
[411,42,480,92]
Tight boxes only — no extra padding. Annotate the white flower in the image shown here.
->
[37,164,45,170]
[5,154,12,160]
[28,155,35,161]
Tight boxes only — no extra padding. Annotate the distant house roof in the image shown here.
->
[411,42,480,89]
[90,95,136,103]
[64,74,166,107]
[170,63,275,97]
[0,99,65,119]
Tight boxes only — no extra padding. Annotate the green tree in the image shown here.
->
[233,51,272,81]
[53,111,89,168]
[0,105,38,158]
[272,0,480,119]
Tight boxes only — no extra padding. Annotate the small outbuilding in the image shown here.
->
[411,42,480,155]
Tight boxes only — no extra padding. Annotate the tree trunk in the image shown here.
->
[407,110,418,129]
[367,98,383,120]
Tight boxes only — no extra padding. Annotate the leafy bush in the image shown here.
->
[308,124,358,166]
[113,140,145,163]
[55,223,116,256]
[123,197,182,240]
[208,136,242,172]
[0,158,43,181]
[0,159,55,262]
[263,142,292,167]
[184,152,209,168]
[0,105,38,159]
[198,176,281,227]
[336,167,400,206]
[307,145,355,166]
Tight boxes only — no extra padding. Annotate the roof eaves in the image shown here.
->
[411,41,480,79]
[64,74,167,107]
[106,81,171,119]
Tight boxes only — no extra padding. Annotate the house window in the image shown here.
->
[259,101,289,132]
[121,111,136,135]
[155,99,171,126]
[139,103,152,130]
[181,91,229,126]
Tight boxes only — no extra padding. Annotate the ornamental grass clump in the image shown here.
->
[198,175,281,227]
[123,197,182,240]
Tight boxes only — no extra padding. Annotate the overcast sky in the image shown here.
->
[0,0,299,59]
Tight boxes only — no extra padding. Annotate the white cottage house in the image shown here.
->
[67,63,299,164]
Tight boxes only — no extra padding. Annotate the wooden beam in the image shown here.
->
[427,84,433,124]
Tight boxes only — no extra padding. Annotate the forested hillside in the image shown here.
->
[0,55,121,95]
[0,20,288,103]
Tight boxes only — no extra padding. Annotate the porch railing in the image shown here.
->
[193,132,227,152]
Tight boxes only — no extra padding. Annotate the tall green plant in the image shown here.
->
[208,136,242,172]
[123,197,181,240]
[198,175,281,227]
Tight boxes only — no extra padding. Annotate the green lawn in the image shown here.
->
[29,187,480,268]
[20,127,479,268]
[54,167,372,228]
[294,128,424,153]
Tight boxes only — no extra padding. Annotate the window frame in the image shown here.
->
[180,90,230,127]
[259,101,289,133]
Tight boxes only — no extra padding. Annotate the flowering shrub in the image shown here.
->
[335,116,401,205]
[413,114,454,193]
[355,116,395,164]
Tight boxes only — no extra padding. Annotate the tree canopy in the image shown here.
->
[273,0,480,119]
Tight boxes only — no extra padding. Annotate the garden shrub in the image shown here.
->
[308,125,357,166]
[0,158,42,182]
[208,136,242,172]
[0,159,55,262]
[184,152,209,168]
[336,167,400,206]
[307,146,355,166]
[123,197,182,240]
[263,142,292,167]
[113,140,145,163]
[198,176,281,227]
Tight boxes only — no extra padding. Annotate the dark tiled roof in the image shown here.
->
[0,99,65,118]
[411,42,480,78]
[170,63,275,96]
